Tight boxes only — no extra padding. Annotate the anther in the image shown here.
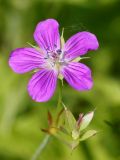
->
[56,49,62,55]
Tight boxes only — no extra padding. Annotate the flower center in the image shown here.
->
[44,49,66,71]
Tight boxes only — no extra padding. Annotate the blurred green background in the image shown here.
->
[0,0,120,160]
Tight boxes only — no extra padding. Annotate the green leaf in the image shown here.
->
[80,130,97,141]
[80,111,94,131]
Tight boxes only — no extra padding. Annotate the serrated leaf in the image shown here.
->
[64,109,76,133]
[80,130,97,141]
[80,111,94,131]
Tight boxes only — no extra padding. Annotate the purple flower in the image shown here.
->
[9,19,99,102]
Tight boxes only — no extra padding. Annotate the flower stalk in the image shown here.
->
[57,79,63,112]
[31,135,50,160]
[31,80,63,160]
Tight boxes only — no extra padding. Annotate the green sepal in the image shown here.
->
[70,140,80,150]
[72,57,81,62]
[72,129,80,140]
[80,130,97,141]
[60,28,65,49]
[27,42,44,53]
[64,108,76,134]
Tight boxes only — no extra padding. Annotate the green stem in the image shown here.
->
[31,135,50,160]
[57,79,63,111]
[31,79,63,160]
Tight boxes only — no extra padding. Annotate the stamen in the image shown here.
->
[45,52,49,59]
[60,50,66,61]
[56,49,62,55]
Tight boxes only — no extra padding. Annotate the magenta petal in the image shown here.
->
[9,48,45,74]
[61,62,93,91]
[64,32,99,61]
[28,69,57,102]
[34,19,60,52]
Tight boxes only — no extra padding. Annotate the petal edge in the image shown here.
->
[64,31,99,61]
[9,48,45,74]
[28,69,57,102]
[61,62,93,91]
[34,19,60,52]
